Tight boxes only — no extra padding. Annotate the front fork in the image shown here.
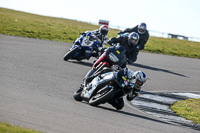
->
[70,45,81,51]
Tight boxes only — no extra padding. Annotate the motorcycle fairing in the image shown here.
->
[81,72,115,100]
[70,45,81,51]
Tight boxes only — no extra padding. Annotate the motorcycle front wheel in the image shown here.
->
[63,47,80,61]
[89,86,115,106]
[73,87,83,101]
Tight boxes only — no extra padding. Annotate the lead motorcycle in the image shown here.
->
[73,67,139,109]
[63,31,101,61]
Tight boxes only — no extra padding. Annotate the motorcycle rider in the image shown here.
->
[72,25,109,60]
[90,25,109,56]
[83,66,147,110]
[109,69,147,110]
[118,22,149,50]
[107,32,140,64]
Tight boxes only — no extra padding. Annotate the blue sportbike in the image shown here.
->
[63,31,101,61]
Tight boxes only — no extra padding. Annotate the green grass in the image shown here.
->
[171,98,200,124]
[0,122,41,133]
[0,7,118,42]
[146,37,200,58]
[0,7,200,58]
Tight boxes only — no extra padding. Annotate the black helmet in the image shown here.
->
[138,23,147,34]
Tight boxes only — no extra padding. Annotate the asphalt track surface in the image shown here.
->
[0,34,200,133]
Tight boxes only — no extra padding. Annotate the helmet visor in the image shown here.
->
[130,38,137,44]
[139,29,145,33]
[136,79,143,86]
[101,30,108,35]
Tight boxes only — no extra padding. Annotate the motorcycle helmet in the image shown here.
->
[132,70,147,90]
[138,23,147,34]
[99,25,109,35]
[128,32,139,46]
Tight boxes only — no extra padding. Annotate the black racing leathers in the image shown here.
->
[121,25,149,50]
[108,36,139,63]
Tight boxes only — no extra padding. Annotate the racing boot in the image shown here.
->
[108,98,124,110]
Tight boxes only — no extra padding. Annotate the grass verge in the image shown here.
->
[0,122,41,133]
[0,7,200,59]
[170,98,200,124]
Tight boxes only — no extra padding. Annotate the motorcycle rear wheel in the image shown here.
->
[63,47,79,61]
[89,86,115,106]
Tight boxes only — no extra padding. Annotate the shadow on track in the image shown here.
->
[65,60,189,78]
[130,63,189,78]
[95,105,174,126]
[66,60,93,67]
[78,101,172,125]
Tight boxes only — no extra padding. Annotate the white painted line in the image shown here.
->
[171,93,200,99]
[146,112,193,123]
[129,92,200,128]
[132,100,171,111]
[139,94,177,104]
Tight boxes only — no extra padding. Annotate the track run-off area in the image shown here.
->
[0,34,200,133]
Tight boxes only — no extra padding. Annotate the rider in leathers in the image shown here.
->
[91,25,109,56]
[118,22,149,50]
[84,65,147,110]
[109,68,147,110]
[108,32,140,64]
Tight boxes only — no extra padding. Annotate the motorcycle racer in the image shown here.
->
[90,25,109,56]
[77,65,147,110]
[108,68,147,110]
[118,22,149,50]
[108,32,140,64]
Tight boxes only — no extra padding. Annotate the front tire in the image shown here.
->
[73,87,83,101]
[63,47,80,61]
[89,86,115,106]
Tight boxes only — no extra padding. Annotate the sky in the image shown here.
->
[0,0,200,41]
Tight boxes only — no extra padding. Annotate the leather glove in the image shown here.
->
[126,92,138,101]
[107,41,113,46]
[111,65,121,71]
[117,31,124,35]
[126,59,132,65]
[136,45,140,50]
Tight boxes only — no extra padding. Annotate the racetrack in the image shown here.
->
[0,34,200,133]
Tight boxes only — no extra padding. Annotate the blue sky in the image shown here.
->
[0,0,200,40]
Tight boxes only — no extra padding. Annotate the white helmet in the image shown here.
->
[138,23,147,34]
[123,69,147,91]
[133,70,147,88]
[128,32,139,46]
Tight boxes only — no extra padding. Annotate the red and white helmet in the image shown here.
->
[99,25,109,35]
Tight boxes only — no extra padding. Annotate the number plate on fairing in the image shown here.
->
[81,77,99,99]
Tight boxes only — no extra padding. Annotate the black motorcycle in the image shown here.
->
[83,46,127,81]
[73,67,138,110]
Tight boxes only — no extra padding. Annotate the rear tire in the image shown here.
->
[63,47,80,61]
[89,87,115,106]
